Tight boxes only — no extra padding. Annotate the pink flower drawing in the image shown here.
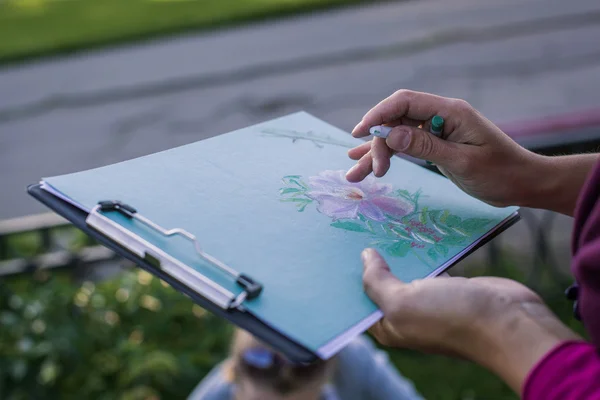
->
[305,170,414,222]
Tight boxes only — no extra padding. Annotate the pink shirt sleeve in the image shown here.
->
[523,341,600,400]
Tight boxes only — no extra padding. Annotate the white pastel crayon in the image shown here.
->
[369,125,393,138]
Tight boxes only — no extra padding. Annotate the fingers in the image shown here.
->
[385,125,465,168]
[346,125,468,182]
[368,319,401,347]
[371,137,392,177]
[347,139,392,178]
[386,117,423,128]
[361,248,404,313]
[346,151,374,182]
[352,90,459,138]
[347,141,371,160]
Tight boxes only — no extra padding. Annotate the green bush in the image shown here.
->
[0,269,232,400]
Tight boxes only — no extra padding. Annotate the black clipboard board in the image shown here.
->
[27,183,318,363]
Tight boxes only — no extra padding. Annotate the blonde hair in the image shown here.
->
[226,329,335,395]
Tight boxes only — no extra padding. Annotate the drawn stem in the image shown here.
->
[411,249,434,269]
[261,129,355,148]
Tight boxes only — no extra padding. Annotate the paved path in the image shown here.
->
[1,0,599,272]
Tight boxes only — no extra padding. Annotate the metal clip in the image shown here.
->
[86,201,262,310]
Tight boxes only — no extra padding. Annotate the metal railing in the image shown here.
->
[0,212,120,277]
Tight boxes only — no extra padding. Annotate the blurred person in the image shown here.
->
[187,328,423,400]
[346,89,600,399]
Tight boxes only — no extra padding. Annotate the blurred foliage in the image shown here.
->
[0,0,376,64]
[4,232,44,259]
[2,225,93,260]
[0,233,586,399]
[0,269,232,400]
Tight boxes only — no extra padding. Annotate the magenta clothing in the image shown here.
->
[524,158,600,399]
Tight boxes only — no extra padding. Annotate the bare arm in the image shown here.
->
[470,298,581,394]
[524,153,599,216]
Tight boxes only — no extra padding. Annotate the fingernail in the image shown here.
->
[361,249,371,263]
[362,248,377,262]
[346,164,360,181]
[347,163,359,175]
[372,158,380,175]
[386,128,411,151]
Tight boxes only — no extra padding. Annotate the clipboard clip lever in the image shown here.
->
[88,200,263,310]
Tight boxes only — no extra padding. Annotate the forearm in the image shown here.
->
[467,301,581,395]
[522,153,599,216]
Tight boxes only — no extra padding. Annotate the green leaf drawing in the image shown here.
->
[280,198,309,203]
[330,221,369,232]
[413,189,423,208]
[461,218,492,232]
[451,227,469,237]
[441,235,468,246]
[428,210,441,221]
[369,239,391,247]
[382,224,394,236]
[297,203,309,212]
[283,175,301,179]
[390,226,412,241]
[395,189,412,200]
[431,222,451,236]
[419,207,428,224]
[279,187,301,195]
[386,241,411,257]
[444,215,461,227]
[411,232,436,244]
[428,210,451,235]
[435,243,449,257]
[427,248,438,261]
[365,220,375,233]
[289,179,308,189]
[440,210,450,223]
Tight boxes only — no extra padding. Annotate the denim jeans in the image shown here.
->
[187,335,423,400]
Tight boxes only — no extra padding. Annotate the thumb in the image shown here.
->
[361,248,403,311]
[385,126,461,166]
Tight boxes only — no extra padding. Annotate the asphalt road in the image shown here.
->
[2,0,600,221]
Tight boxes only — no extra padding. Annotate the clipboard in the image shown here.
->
[27,183,520,363]
[27,183,318,363]
[25,111,522,364]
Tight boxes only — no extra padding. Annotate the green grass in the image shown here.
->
[0,0,374,65]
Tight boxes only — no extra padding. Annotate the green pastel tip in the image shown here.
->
[431,115,444,133]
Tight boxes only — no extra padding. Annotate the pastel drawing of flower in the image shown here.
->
[305,170,414,222]
[279,169,495,263]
